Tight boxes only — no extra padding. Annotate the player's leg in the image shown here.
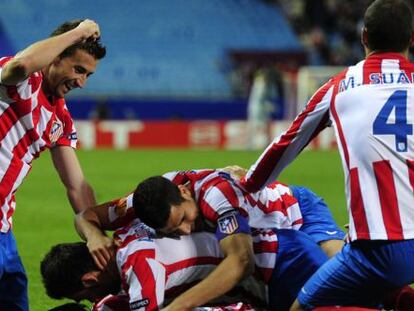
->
[0,231,28,311]
[296,239,414,310]
[268,228,329,311]
[290,185,345,257]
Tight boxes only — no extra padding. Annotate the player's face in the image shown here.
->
[69,285,105,303]
[69,270,119,303]
[161,190,199,235]
[43,49,97,98]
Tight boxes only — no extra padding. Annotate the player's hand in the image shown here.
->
[221,165,248,180]
[76,19,100,41]
[87,234,118,270]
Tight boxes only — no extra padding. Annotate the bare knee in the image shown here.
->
[290,299,305,311]
[319,239,345,258]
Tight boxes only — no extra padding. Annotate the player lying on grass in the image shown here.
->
[43,218,331,310]
[70,170,410,310]
[123,170,414,311]
[72,166,348,310]
[74,166,414,310]
[76,166,345,270]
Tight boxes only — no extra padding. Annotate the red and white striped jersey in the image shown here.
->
[105,170,302,232]
[0,57,77,232]
[114,219,274,310]
[242,52,414,242]
[163,169,302,231]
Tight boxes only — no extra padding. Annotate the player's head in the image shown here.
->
[133,176,199,235]
[362,0,413,53]
[41,242,119,302]
[42,19,106,98]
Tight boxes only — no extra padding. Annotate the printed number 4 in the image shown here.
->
[373,90,412,152]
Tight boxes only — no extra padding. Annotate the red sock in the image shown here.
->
[382,286,414,311]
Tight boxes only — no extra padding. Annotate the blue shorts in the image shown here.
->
[268,229,329,310]
[0,231,28,311]
[290,186,346,243]
[298,239,414,309]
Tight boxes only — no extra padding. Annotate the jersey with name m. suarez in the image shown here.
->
[163,169,302,231]
[241,52,414,241]
[114,220,277,311]
[0,57,77,232]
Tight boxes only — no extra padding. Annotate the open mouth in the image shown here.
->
[64,82,74,92]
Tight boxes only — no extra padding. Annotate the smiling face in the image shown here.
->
[42,49,98,98]
[159,185,200,235]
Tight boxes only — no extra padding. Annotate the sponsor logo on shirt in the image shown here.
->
[130,298,149,310]
[218,213,239,234]
[49,120,63,143]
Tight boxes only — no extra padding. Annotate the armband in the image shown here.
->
[215,211,250,241]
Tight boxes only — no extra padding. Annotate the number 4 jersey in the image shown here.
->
[242,52,414,242]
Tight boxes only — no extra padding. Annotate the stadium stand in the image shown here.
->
[0,20,14,56]
[0,0,302,98]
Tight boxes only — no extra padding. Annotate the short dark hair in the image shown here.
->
[132,176,185,229]
[41,242,96,299]
[364,0,413,52]
[50,19,106,60]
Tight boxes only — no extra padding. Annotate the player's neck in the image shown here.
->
[365,48,409,59]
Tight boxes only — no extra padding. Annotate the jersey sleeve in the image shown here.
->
[0,56,42,103]
[241,80,335,193]
[106,193,138,228]
[0,56,12,85]
[54,99,77,148]
[200,179,251,241]
[120,245,167,311]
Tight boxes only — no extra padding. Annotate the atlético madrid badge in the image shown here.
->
[218,213,239,234]
[49,120,63,143]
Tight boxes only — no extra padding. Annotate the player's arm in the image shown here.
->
[51,146,96,213]
[241,80,334,193]
[75,201,117,270]
[75,195,135,270]
[220,165,248,180]
[162,233,255,311]
[0,19,99,85]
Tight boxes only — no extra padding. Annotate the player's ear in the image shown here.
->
[178,184,192,199]
[361,27,368,47]
[80,271,100,288]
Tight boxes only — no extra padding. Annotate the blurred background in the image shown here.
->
[0,0,373,151]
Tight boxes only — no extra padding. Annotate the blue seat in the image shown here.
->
[0,0,302,97]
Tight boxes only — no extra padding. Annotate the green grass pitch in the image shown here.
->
[13,148,347,310]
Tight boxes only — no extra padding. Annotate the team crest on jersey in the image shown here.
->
[218,213,239,234]
[130,298,149,310]
[49,120,64,143]
[133,223,153,241]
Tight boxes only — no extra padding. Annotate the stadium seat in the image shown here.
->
[0,0,302,97]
